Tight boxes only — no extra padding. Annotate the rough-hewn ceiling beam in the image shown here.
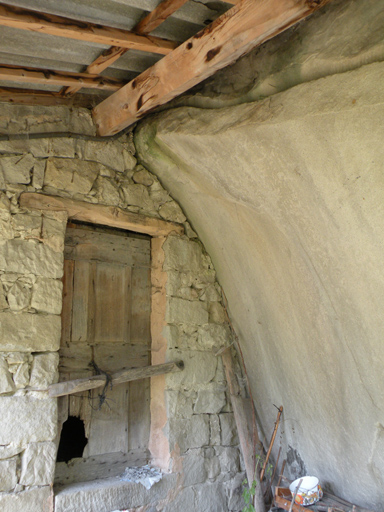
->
[93,0,333,136]
[0,65,124,91]
[64,0,190,96]
[0,86,99,107]
[0,4,178,55]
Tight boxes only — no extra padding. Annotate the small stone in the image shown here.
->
[165,389,194,418]
[197,324,232,350]
[50,138,75,158]
[30,352,59,389]
[0,153,34,184]
[0,357,15,394]
[168,414,210,453]
[44,157,99,195]
[159,201,186,223]
[210,414,221,446]
[183,221,198,239]
[32,159,45,189]
[42,215,67,253]
[215,446,240,475]
[12,362,30,389]
[20,441,56,485]
[0,458,18,491]
[0,396,57,445]
[166,297,208,325]
[166,349,218,388]
[123,150,137,171]
[163,237,206,272]
[209,302,227,324]
[225,472,247,511]
[82,140,125,173]
[182,448,207,486]
[93,176,121,206]
[7,281,31,311]
[199,283,221,302]
[205,453,221,480]
[220,413,239,446]
[194,383,226,414]
[120,182,153,209]
[31,278,62,314]
[0,312,61,352]
[12,213,42,238]
[132,166,154,186]
[0,444,23,459]
[0,192,11,211]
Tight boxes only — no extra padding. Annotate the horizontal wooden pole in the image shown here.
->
[0,65,124,91]
[20,193,184,237]
[0,86,97,107]
[0,4,178,55]
[48,360,185,397]
[93,0,333,136]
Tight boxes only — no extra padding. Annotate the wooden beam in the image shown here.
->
[0,4,178,55]
[0,65,124,91]
[20,193,184,237]
[73,0,190,91]
[93,0,333,136]
[0,86,100,107]
[48,360,185,397]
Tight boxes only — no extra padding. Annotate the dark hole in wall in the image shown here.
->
[57,416,88,463]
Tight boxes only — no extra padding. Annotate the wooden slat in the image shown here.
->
[48,360,185,397]
[0,65,124,91]
[71,260,90,343]
[0,4,178,55]
[0,86,99,107]
[20,193,184,237]
[135,0,190,35]
[93,0,334,135]
[66,0,189,97]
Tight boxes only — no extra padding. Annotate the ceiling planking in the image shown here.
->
[0,0,333,134]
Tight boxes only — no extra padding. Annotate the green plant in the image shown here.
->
[242,455,274,512]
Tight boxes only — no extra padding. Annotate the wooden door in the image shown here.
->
[56,223,151,484]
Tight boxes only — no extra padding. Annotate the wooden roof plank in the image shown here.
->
[92,0,333,136]
[0,86,99,107]
[0,4,178,55]
[0,65,124,91]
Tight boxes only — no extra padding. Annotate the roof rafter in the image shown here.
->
[0,65,124,91]
[0,3,178,55]
[93,0,333,136]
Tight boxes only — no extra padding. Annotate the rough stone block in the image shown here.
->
[193,482,227,512]
[0,396,57,445]
[215,446,240,475]
[210,414,221,446]
[194,383,226,414]
[42,214,67,253]
[44,157,99,195]
[0,444,23,459]
[0,282,7,310]
[166,349,217,388]
[132,167,154,186]
[163,237,206,272]
[0,357,15,394]
[93,176,121,206]
[209,302,227,323]
[82,140,125,173]
[197,324,231,350]
[205,448,221,479]
[0,153,34,184]
[0,486,52,512]
[225,473,246,511]
[199,283,221,302]
[20,441,56,485]
[7,281,31,311]
[168,415,210,453]
[159,201,186,223]
[220,413,239,446]
[166,297,208,325]
[0,312,61,352]
[120,182,153,209]
[165,389,194,418]
[31,278,63,314]
[50,138,76,158]
[11,213,42,237]
[123,150,137,171]
[182,448,207,486]
[11,361,30,388]
[0,458,18,492]
[30,352,59,389]
[32,159,45,189]
[0,239,63,278]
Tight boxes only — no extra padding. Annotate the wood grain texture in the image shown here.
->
[0,86,100,107]
[20,193,184,237]
[93,0,334,135]
[0,65,123,91]
[0,4,178,55]
[49,360,185,397]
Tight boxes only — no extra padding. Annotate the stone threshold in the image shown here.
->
[54,473,177,512]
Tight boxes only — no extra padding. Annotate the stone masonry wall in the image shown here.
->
[0,104,245,512]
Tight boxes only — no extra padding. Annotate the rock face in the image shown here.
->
[136,56,384,511]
